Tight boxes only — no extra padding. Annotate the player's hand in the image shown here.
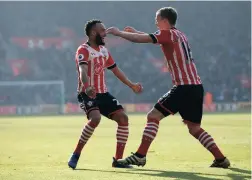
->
[106,27,121,36]
[85,86,96,99]
[124,26,137,33]
[130,83,143,94]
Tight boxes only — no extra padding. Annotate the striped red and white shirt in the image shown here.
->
[75,43,116,93]
[150,28,202,85]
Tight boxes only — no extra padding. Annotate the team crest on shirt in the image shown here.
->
[78,54,84,61]
[94,62,104,75]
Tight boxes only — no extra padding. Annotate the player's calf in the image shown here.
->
[68,110,101,169]
[111,111,129,161]
[116,109,163,167]
[136,109,161,157]
[74,114,101,155]
[186,123,230,168]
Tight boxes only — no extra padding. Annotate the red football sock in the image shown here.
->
[194,128,225,160]
[137,118,160,156]
[115,122,129,159]
[74,120,99,155]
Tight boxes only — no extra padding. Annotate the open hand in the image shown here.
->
[106,27,121,36]
[130,83,143,94]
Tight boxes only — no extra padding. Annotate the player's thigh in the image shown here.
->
[110,110,128,124]
[179,85,204,125]
[147,107,165,121]
[154,86,182,118]
[77,92,101,120]
[97,92,124,119]
[88,110,102,123]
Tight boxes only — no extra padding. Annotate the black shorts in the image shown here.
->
[154,84,204,124]
[77,92,124,119]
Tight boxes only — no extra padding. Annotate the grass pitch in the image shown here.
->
[0,114,251,180]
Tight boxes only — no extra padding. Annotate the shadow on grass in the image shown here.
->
[75,167,251,180]
[129,168,251,180]
[75,167,223,180]
[229,167,251,175]
[227,168,251,180]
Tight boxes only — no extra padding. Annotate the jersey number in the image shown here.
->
[181,41,193,62]
[113,99,120,106]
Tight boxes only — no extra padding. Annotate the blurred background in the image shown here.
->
[0,1,250,114]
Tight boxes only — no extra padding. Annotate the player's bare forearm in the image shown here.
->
[124,26,145,34]
[79,64,96,98]
[111,66,133,88]
[79,64,89,85]
[118,31,153,43]
[135,30,145,34]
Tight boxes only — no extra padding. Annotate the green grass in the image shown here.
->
[0,114,251,180]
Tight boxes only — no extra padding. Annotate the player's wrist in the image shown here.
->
[128,82,134,88]
[83,82,89,89]
[83,82,90,93]
[117,31,123,36]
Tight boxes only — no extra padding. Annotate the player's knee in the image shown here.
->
[90,116,101,125]
[89,113,101,125]
[119,113,129,125]
[147,109,162,121]
[187,124,201,136]
[113,112,128,125]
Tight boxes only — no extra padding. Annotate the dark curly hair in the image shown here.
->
[85,19,102,37]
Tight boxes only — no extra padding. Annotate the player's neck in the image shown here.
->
[87,41,100,49]
[169,25,176,29]
[161,26,176,30]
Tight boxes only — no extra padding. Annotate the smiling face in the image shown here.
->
[91,23,106,46]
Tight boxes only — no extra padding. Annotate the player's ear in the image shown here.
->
[91,31,96,36]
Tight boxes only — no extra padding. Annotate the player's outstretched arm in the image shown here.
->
[106,27,153,44]
[110,66,143,94]
[124,26,145,34]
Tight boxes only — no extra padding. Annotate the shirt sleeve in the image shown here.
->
[106,52,117,69]
[76,47,89,65]
[149,30,172,44]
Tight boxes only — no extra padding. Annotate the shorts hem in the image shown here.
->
[158,102,174,115]
[86,108,99,117]
[183,120,201,125]
[108,108,124,119]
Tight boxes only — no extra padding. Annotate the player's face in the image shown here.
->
[93,23,106,45]
[155,13,167,30]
